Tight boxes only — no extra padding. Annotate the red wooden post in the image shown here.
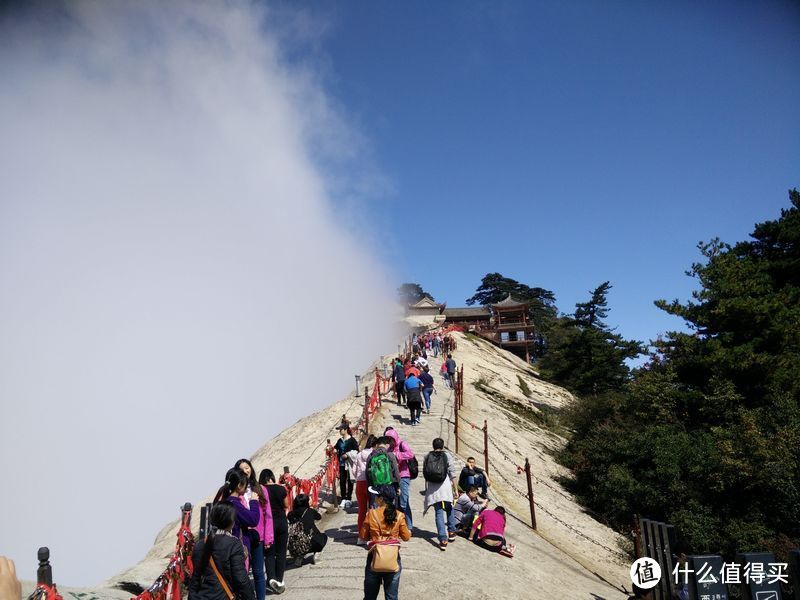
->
[456,369,460,408]
[459,365,464,407]
[483,420,489,476]
[632,514,642,559]
[525,458,537,529]
[454,387,460,455]
[364,385,370,436]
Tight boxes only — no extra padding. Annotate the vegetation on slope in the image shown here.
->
[544,190,800,559]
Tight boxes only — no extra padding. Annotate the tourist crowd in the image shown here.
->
[176,332,511,600]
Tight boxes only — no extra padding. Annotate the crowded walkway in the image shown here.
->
[275,349,464,598]
[110,330,627,600]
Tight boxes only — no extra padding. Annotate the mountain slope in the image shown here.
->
[25,334,630,599]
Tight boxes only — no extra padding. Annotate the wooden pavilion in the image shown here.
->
[488,294,536,362]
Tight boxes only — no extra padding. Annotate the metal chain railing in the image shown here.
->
[450,350,630,566]
[486,435,576,503]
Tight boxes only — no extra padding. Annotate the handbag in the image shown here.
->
[367,512,400,573]
[370,540,400,573]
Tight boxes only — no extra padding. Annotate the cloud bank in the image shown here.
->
[0,1,397,585]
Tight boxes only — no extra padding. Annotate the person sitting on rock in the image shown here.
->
[458,456,492,497]
[469,506,508,553]
[453,485,488,532]
[287,494,327,567]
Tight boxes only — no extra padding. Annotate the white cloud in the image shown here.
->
[0,0,396,585]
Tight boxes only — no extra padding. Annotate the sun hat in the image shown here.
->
[368,484,397,501]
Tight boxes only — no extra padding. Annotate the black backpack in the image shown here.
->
[401,441,419,480]
[423,451,448,483]
[408,455,419,480]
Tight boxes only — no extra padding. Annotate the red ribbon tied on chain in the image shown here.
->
[132,507,195,600]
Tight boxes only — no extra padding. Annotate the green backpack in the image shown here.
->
[369,452,393,486]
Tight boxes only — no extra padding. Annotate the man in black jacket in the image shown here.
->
[458,456,492,498]
[392,358,406,405]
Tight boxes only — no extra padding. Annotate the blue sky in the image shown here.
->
[278,0,800,349]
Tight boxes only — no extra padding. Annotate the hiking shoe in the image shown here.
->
[500,544,516,558]
[439,540,448,551]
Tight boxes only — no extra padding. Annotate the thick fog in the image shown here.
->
[0,1,398,585]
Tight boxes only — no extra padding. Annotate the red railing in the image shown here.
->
[134,504,194,600]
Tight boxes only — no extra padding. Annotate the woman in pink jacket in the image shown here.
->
[469,506,507,552]
[384,427,416,529]
[234,459,272,600]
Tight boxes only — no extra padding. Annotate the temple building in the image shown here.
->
[403,294,536,362]
[442,306,491,326]
[405,297,446,327]
[487,294,536,362]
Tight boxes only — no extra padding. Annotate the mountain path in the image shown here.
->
[278,352,628,600]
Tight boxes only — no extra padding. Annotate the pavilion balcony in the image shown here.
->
[480,331,537,344]
[495,321,535,330]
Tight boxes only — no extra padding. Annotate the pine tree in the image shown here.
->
[397,283,433,306]
[466,272,558,336]
[560,190,800,558]
[539,282,641,395]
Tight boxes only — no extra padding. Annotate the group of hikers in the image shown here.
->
[189,459,327,599]
[411,331,456,358]
[348,424,513,600]
[187,328,513,600]
[392,349,458,426]
[186,427,509,600]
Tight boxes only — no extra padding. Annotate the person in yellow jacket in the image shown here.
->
[359,485,412,600]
